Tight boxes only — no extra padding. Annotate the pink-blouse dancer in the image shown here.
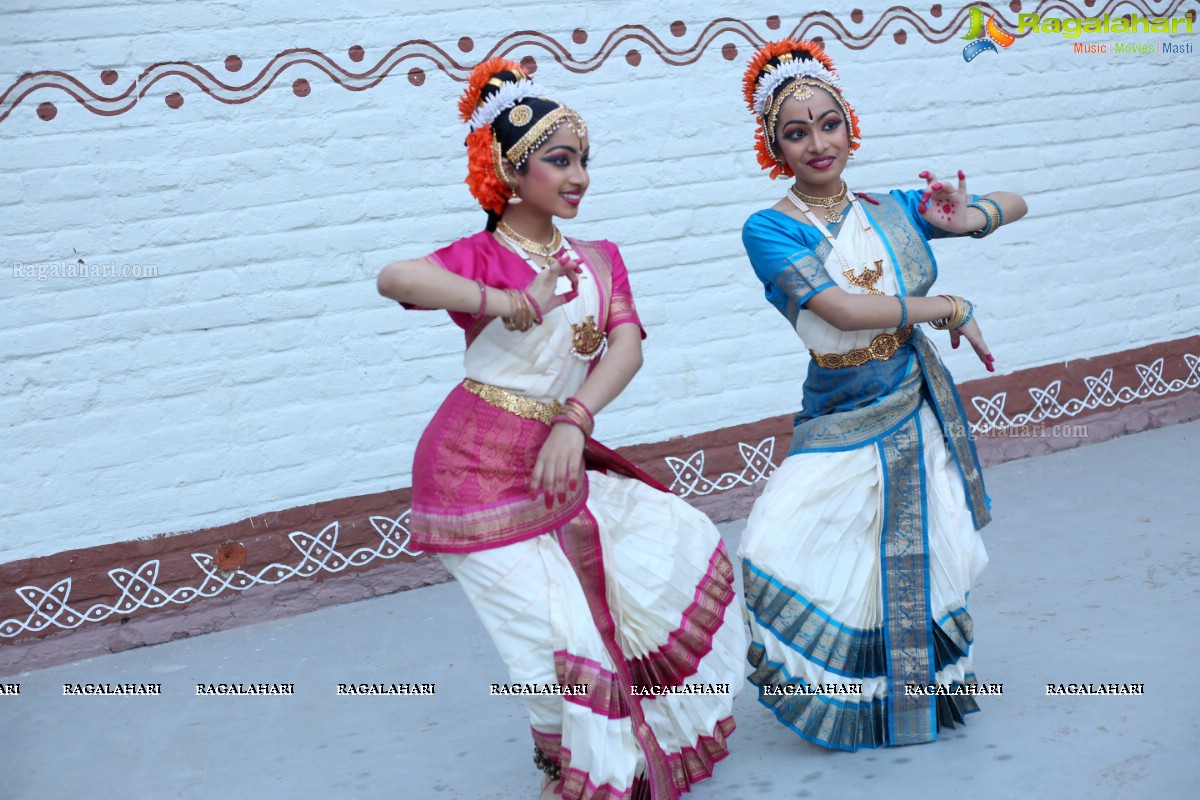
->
[376,59,745,799]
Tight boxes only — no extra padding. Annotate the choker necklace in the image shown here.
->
[496,221,563,260]
[788,180,848,224]
[492,229,607,361]
[787,190,886,296]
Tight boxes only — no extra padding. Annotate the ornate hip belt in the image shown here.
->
[461,379,561,425]
[810,325,914,369]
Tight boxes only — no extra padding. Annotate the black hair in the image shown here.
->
[474,69,564,231]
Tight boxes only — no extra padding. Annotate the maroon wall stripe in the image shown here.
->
[6,1,1194,124]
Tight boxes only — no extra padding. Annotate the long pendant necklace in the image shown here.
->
[788,179,849,224]
[493,227,608,361]
[786,189,886,295]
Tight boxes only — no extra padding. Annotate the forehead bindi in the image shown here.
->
[778,90,841,125]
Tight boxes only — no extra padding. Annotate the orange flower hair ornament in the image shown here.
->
[741,39,861,179]
[459,58,587,216]
[460,58,529,216]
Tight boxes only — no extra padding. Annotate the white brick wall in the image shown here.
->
[2,1,1198,561]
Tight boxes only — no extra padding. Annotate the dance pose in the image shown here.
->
[377,59,744,797]
[737,40,1027,751]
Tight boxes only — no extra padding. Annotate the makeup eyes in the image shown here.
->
[781,118,843,140]
[540,153,590,168]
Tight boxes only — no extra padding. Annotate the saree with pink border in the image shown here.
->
[402,232,745,799]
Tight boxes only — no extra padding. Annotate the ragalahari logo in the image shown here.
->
[960,7,1016,61]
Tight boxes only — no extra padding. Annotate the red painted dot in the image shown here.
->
[520,55,538,74]
[408,67,425,86]
[101,69,118,85]
[893,29,907,45]
[812,36,825,48]
[458,36,474,53]
[572,28,588,44]
[37,102,56,121]
[1009,0,1021,12]
[165,92,183,109]
[851,9,864,23]
[625,49,641,67]
[348,45,364,62]
[292,78,310,97]
[224,55,242,72]
[931,4,943,17]
[766,15,781,30]
[670,20,686,37]
[722,43,738,61]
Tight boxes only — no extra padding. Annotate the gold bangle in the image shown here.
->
[502,288,532,332]
[968,198,1002,238]
[930,295,961,330]
[552,398,594,438]
[952,296,969,329]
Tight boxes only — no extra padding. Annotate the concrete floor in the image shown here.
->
[2,421,1198,800]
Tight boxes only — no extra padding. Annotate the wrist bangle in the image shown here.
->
[552,397,594,438]
[930,294,966,330]
[955,300,975,330]
[503,288,534,332]
[979,196,1004,226]
[471,280,488,320]
[525,291,544,326]
[967,198,1003,238]
[565,397,594,430]
[895,295,908,329]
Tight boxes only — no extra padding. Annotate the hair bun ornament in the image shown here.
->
[459,58,528,216]
[458,57,527,123]
[741,39,837,114]
[741,39,861,179]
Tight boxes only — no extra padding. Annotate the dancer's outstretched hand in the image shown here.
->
[917,170,973,234]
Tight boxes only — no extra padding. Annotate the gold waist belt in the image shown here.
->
[462,379,561,425]
[810,326,914,369]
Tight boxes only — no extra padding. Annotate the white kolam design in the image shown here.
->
[970,355,1200,434]
[4,351,1196,638]
[667,437,777,498]
[0,514,420,638]
[667,352,1200,497]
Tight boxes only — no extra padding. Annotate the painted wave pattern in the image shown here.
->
[2,1,1193,123]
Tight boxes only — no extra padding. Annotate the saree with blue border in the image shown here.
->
[738,190,991,751]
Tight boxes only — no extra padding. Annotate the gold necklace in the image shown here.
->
[787,191,886,295]
[496,221,563,259]
[789,180,848,224]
